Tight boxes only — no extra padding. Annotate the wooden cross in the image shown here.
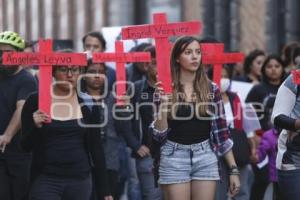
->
[201,43,244,87]
[122,12,202,93]
[2,39,87,120]
[92,41,151,104]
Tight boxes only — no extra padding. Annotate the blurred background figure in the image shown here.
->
[246,54,286,200]
[126,43,152,83]
[237,49,266,85]
[281,42,300,73]
[82,31,116,92]
[23,41,39,78]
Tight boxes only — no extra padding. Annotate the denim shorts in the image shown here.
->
[158,139,220,185]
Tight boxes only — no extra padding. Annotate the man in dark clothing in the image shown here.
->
[117,46,163,200]
[126,43,152,83]
[122,42,152,200]
[0,31,37,200]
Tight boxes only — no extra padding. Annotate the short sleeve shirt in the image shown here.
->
[0,69,37,158]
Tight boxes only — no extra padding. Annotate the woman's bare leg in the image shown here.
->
[191,180,217,200]
[161,182,191,200]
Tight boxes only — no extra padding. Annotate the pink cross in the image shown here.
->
[2,39,87,120]
[122,12,202,93]
[92,41,151,104]
[201,43,244,87]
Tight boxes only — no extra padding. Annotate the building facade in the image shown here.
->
[1,0,299,53]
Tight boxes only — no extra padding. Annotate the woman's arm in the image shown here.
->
[272,77,298,131]
[149,102,169,143]
[223,150,238,169]
[211,83,233,155]
[148,82,170,142]
[20,93,39,152]
[153,102,169,131]
[223,150,241,197]
[153,81,170,131]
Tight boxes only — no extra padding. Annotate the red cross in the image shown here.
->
[92,41,151,104]
[2,39,87,120]
[122,13,202,93]
[201,43,244,87]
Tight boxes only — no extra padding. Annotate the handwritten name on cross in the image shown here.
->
[201,43,244,87]
[2,39,87,120]
[92,41,150,104]
[122,12,202,93]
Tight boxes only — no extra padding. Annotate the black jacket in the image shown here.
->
[116,80,148,156]
[21,92,109,197]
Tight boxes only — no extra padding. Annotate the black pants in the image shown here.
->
[278,169,300,200]
[273,182,282,200]
[29,174,92,200]
[250,165,269,200]
[91,169,119,200]
[0,158,30,200]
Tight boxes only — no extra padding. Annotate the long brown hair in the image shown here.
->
[169,36,211,118]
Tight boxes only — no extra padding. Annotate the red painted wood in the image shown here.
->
[2,39,87,119]
[92,41,151,104]
[122,12,202,93]
[201,43,244,87]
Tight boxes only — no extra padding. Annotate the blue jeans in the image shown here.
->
[233,165,250,200]
[127,148,142,200]
[127,148,163,200]
[116,141,130,198]
[216,162,251,200]
[136,156,163,200]
[159,140,219,184]
[278,169,300,200]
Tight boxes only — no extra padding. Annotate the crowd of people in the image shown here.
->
[1,29,300,200]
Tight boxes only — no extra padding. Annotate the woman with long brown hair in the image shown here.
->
[150,36,240,200]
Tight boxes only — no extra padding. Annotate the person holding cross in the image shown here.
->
[80,58,120,200]
[20,49,110,200]
[116,45,164,200]
[150,36,240,200]
[0,31,37,200]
